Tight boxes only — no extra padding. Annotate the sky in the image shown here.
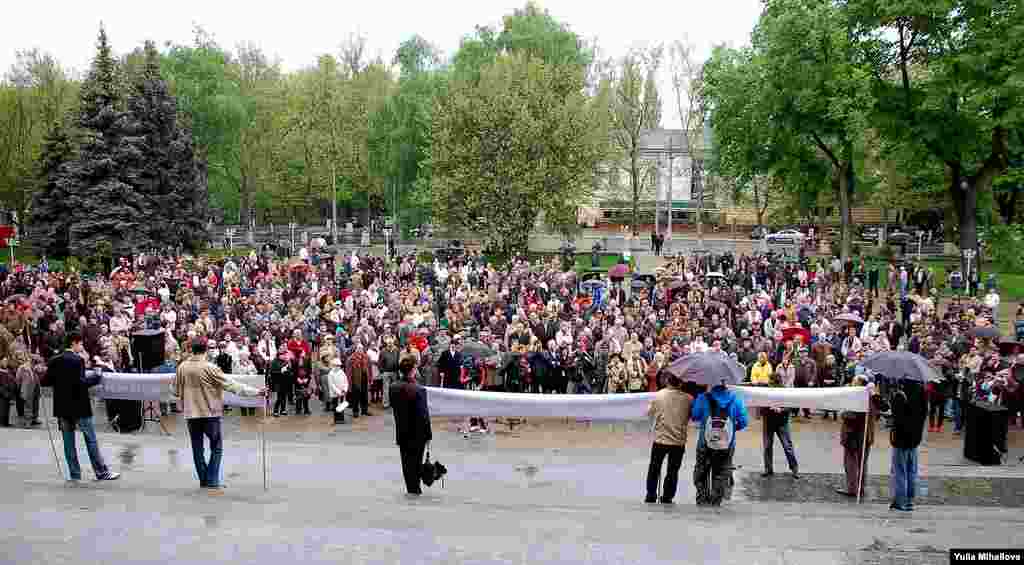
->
[1,0,763,127]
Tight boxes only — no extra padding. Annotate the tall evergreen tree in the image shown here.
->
[28,119,75,257]
[64,26,156,257]
[122,41,208,250]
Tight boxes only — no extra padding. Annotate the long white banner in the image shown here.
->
[92,372,266,408]
[90,371,868,418]
[424,385,869,420]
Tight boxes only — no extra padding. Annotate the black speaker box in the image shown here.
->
[131,329,165,371]
[964,401,1008,465]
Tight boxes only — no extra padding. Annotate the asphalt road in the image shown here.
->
[2,406,1023,565]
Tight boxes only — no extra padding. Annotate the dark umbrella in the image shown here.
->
[665,352,745,386]
[859,351,936,383]
[834,312,864,326]
[968,326,1001,340]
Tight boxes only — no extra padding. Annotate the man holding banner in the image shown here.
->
[175,339,266,492]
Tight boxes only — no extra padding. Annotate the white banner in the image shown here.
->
[424,385,869,420]
[93,372,266,408]
[90,371,868,417]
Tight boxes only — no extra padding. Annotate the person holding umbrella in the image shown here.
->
[669,353,750,507]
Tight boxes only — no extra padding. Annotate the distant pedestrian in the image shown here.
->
[41,332,121,483]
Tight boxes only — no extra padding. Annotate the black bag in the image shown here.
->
[420,444,447,488]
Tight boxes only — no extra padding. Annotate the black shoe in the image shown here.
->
[273,412,280,417]
[791,472,800,480]
[761,471,774,478]
[304,411,311,416]
[659,499,675,505]
[96,472,121,481]
[835,488,854,497]
[644,497,657,504]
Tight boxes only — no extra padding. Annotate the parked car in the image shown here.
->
[887,231,913,245]
[766,229,806,244]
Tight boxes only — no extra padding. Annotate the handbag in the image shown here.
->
[420,443,447,488]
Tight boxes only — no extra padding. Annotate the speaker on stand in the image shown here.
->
[131,330,167,434]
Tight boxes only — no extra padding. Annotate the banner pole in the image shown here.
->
[263,394,269,491]
[857,411,869,504]
[41,391,64,480]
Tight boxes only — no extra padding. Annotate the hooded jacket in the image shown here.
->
[690,385,750,450]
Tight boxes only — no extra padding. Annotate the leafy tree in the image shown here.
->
[607,45,663,235]
[847,0,1024,268]
[428,54,607,258]
[753,0,873,260]
[0,49,77,218]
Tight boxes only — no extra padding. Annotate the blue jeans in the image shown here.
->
[187,417,223,487]
[61,417,110,480]
[890,447,918,508]
[763,417,799,474]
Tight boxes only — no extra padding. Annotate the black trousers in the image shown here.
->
[646,443,685,502]
[273,387,292,414]
[348,385,369,416]
[399,442,426,494]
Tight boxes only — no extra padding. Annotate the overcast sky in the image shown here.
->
[2,0,762,127]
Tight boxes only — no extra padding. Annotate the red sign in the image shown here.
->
[0,226,14,238]
[0,239,6,248]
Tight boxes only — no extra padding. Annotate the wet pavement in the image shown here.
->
[2,399,1023,564]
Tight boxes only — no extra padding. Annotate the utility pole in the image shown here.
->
[667,136,673,243]
[331,161,338,244]
[696,158,704,250]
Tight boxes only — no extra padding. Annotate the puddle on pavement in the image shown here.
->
[118,444,140,468]
[737,472,1024,507]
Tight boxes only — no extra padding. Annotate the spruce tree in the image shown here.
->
[65,25,156,257]
[122,41,209,251]
[28,119,76,257]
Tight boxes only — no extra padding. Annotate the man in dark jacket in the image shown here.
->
[378,335,401,409]
[40,332,121,482]
[390,356,432,495]
[888,378,927,511]
[436,339,463,389]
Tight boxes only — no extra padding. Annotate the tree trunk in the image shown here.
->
[995,187,1020,224]
[951,167,978,276]
[631,155,640,236]
[239,172,252,228]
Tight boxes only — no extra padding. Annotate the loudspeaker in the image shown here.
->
[964,401,1008,465]
[105,399,142,433]
[131,329,165,371]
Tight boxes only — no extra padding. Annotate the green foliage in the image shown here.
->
[847,0,1024,258]
[27,119,74,257]
[983,224,1024,273]
[427,54,608,259]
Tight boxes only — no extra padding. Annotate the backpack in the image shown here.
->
[460,354,478,385]
[702,394,734,451]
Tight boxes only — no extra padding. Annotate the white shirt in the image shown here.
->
[299,247,309,260]
[985,292,1000,310]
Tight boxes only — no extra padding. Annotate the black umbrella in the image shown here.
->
[968,326,1001,340]
[665,352,745,386]
[860,351,936,383]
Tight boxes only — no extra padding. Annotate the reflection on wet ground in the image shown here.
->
[738,472,1024,507]
[117,444,139,468]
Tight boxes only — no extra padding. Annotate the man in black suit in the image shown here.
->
[40,332,121,482]
[390,356,433,495]
[886,320,904,350]
[436,339,463,389]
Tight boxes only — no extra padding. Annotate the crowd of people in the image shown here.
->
[0,244,1021,433]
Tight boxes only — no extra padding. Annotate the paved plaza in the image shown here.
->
[1,402,1023,565]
